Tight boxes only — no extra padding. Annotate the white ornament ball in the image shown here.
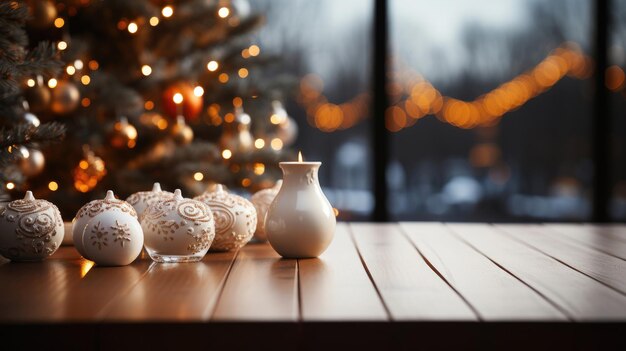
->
[194,184,256,251]
[126,182,175,217]
[72,190,137,258]
[251,180,282,241]
[81,211,143,266]
[142,189,215,263]
[0,191,64,261]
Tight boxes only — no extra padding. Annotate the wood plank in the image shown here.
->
[298,223,388,321]
[496,224,626,295]
[400,222,567,321]
[104,251,236,321]
[544,224,626,259]
[448,223,626,320]
[211,244,298,321]
[0,247,151,322]
[349,223,476,321]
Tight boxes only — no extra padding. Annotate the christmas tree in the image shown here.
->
[0,1,65,202]
[1,0,298,217]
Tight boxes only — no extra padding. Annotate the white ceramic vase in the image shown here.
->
[265,161,335,258]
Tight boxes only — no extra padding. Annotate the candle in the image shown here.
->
[265,152,336,258]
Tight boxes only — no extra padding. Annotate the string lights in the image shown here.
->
[299,43,593,132]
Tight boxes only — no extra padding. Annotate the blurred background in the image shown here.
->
[254,0,626,222]
[0,0,624,223]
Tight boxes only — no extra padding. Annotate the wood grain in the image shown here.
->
[349,223,476,321]
[0,247,151,322]
[211,243,298,321]
[298,223,388,321]
[400,222,567,321]
[543,224,626,260]
[448,224,626,320]
[103,251,236,321]
[497,224,626,295]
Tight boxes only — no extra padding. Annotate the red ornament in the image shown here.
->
[162,82,204,120]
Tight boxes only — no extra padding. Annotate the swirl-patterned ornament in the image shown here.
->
[142,189,215,262]
[194,184,256,251]
[126,182,174,217]
[0,191,64,261]
[251,180,282,241]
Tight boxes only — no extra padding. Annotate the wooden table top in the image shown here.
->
[2,223,626,350]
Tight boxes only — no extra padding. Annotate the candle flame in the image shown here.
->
[298,151,303,162]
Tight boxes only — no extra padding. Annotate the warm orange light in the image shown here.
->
[162,6,174,18]
[80,75,91,85]
[54,17,65,28]
[193,172,204,181]
[57,41,67,50]
[144,100,154,110]
[48,181,59,191]
[66,65,76,75]
[80,260,95,278]
[207,60,219,71]
[606,65,625,91]
[26,79,35,87]
[47,78,58,88]
[254,138,265,149]
[218,7,230,18]
[127,22,138,33]
[253,163,265,175]
[173,93,183,104]
[248,45,260,57]
[271,138,283,150]
[238,68,249,78]
[141,65,152,76]
[218,73,229,83]
[222,149,232,159]
[194,86,204,97]
[149,16,159,26]
[6,182,15,190]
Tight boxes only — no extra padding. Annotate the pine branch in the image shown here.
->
[0,122,66,149]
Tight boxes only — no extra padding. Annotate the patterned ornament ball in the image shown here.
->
[81,210,143,266]
[0,191,64,261]
[72,190,138,261]
[50,80,80,115]
[126,182,174,217]
[194,184,257,251]
[251,180,282,241]
[219,107,253,154]
[162,82,204,121]
[142,189,215,263]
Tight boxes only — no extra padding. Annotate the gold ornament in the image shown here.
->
[15,146,45,177]
[24,76,50,113]
[50,80,80,115]
[170,116,194,145]
[28,0,57,28]
[219,106,253,155]
[73,146,107,193]
[107,117,138,149]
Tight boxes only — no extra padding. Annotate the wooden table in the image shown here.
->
[1,223,626,350]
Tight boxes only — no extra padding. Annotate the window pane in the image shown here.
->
[389,0,593,221]
[253,0,374,219]
[610,0,626,220]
